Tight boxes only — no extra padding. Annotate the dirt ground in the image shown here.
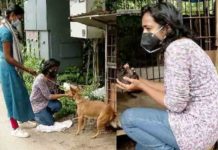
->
[0,87,116,150]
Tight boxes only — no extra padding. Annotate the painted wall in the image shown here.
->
[24,0,83,71]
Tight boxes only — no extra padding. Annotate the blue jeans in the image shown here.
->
[34,100,62,126]
[121,108,179,150]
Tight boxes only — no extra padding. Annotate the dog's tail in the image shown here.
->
[110,111,117,122]
[105,104,117,128]
[105,104,116,121]
[109,110,117,128]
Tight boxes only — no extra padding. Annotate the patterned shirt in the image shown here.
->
[164,38,218,150]
[30,74,59,113]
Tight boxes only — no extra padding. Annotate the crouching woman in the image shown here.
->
[30,58,71,126]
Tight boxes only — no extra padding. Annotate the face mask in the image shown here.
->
[11,19,23,40]
[48,69,58,78]
[12,19,20,27]
[140,26,163,53]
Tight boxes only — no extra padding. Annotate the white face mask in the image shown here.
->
[11,19,23,39]
[12,19,21,28]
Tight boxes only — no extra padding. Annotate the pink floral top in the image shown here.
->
[30,74,59,113]
[164,38,218,150]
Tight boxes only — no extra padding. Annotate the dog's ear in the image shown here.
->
[70,85,78,95]
[77,85,83,91]
[70,86,74,92]
[70,84,77,90]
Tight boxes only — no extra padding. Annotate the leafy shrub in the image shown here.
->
[23,55,43,93]
[57,66,93,85]
[54,97,77,120]
[81,84,105,101]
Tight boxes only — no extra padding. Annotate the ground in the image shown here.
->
[0,87,116,150]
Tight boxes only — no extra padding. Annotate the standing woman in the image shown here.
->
[117,2,218,150]
[0,5,37,138]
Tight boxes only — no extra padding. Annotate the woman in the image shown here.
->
[30,58,71,126]
[117,2,218,150]
[0,5,37,138]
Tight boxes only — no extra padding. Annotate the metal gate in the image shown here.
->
[106,25,117,110]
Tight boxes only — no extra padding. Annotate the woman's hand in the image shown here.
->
[26,68,38,76]
[65,92,73,98]
[116,77,143,92]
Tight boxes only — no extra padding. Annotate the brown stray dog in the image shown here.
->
[69,86,116,138]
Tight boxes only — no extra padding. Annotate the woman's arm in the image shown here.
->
[35,76,71,100]
[117,77,166,107]
[142,79,164,92]
[3,41,37,75]
[139,80,165,106]
[163,46,190,113]
[49,93,70,100]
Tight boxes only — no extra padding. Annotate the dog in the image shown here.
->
[117,63,139,84]
[69,86,116,138]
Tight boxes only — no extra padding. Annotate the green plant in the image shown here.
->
[108,0,215,16]
[92,0,104,11]
[81,84,105,101]
[57,66,93,85]
[23,54,44,93]
[115,0,156,10]
[54,97,77,120]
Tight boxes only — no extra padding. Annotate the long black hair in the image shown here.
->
[6,4,24,19]
[41,58,60,75]
[141,2,192,49]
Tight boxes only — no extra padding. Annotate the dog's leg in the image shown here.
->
[91,120,101,138]
[91,114,106,138]
[81,118,86,130]
[76,115,83,135]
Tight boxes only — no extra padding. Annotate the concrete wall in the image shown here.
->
[24,0,83,71]
[47,0,83,70]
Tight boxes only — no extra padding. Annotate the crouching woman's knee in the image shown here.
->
[55,100,62,112]
[121,108,136,129]
[49,100,62,112]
